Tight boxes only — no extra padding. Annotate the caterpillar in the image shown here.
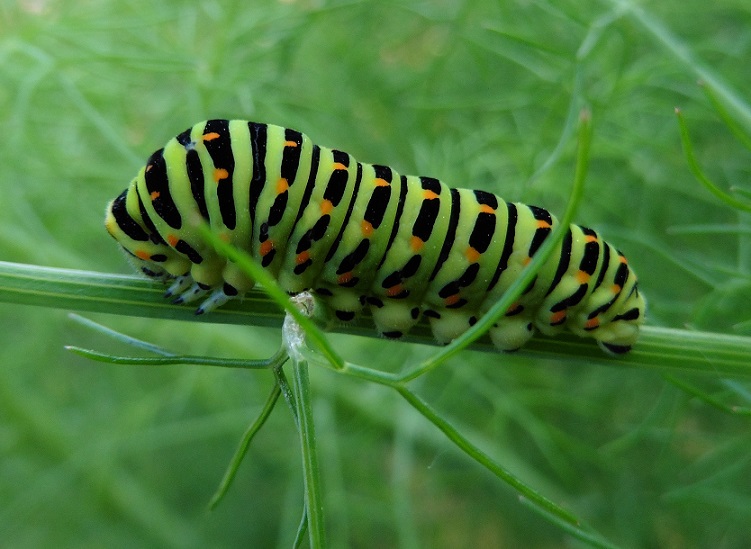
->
[105,119,645,354]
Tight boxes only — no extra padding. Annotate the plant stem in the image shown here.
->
[292,358,326,549]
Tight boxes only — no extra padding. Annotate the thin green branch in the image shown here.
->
[66,312,290,371]
[209,383,283,509]
[293,508,309,549]
[274,366,300,427]
[700,81,751,151]
[395,385,581,527]
[340,361,401,385]
[292,359,326,549]
[675,108,751,213]
[64,346,275,369]
[516,498,619,549]
[663,374,751,416]
[67,313,173,355]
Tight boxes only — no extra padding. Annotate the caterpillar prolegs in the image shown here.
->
[105,120,645,354]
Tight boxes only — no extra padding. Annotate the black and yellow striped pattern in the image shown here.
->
[105,119,646,353]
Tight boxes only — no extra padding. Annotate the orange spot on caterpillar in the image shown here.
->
[332,162,347,171]
[259,240,274,256]
[386,284,405,297]
[522,257,532,266]
[374,178,389,187]
[465,247,480,263]
[361,220,374,237]
[576,270,590,284]
[619,255,628,264]
[550,310,567,324]
[135,250,151,260]
[337,272,353,285]
[167,234,179,247]
[276,178,289,194]
[537,219,551,229]
[585,317,600,330]
[423,190,439,200]
[479,204,495,214]
[410,236,424,252]
[586,234,598,243]
[203,132,221,142]
[611,284,622,294]
[296,250,310,265]
[150,191,160,201]
[284,140,298,148]
[444,294,460,306]
[506,302,522,315]
[145,164,153,172]
[320,200,333,215]
[214,168,229,183]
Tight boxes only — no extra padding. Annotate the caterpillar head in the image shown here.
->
[105,184,190,280]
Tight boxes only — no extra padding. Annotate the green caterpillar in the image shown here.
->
[105,119,645,354]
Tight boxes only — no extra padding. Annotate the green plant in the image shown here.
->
[2,1,750,547]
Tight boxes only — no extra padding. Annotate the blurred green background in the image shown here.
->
[1,0,750,547]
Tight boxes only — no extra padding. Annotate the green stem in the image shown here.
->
[64,346,276,369]
[293,507,309,549]
[395,385,581,526]
[517,499,619,549]
[675,108,751,212]
[663,374,751,416]
[208,383,283,509]
[699,81,751,151]
[292,359,326,548]
[2,261,751,378]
